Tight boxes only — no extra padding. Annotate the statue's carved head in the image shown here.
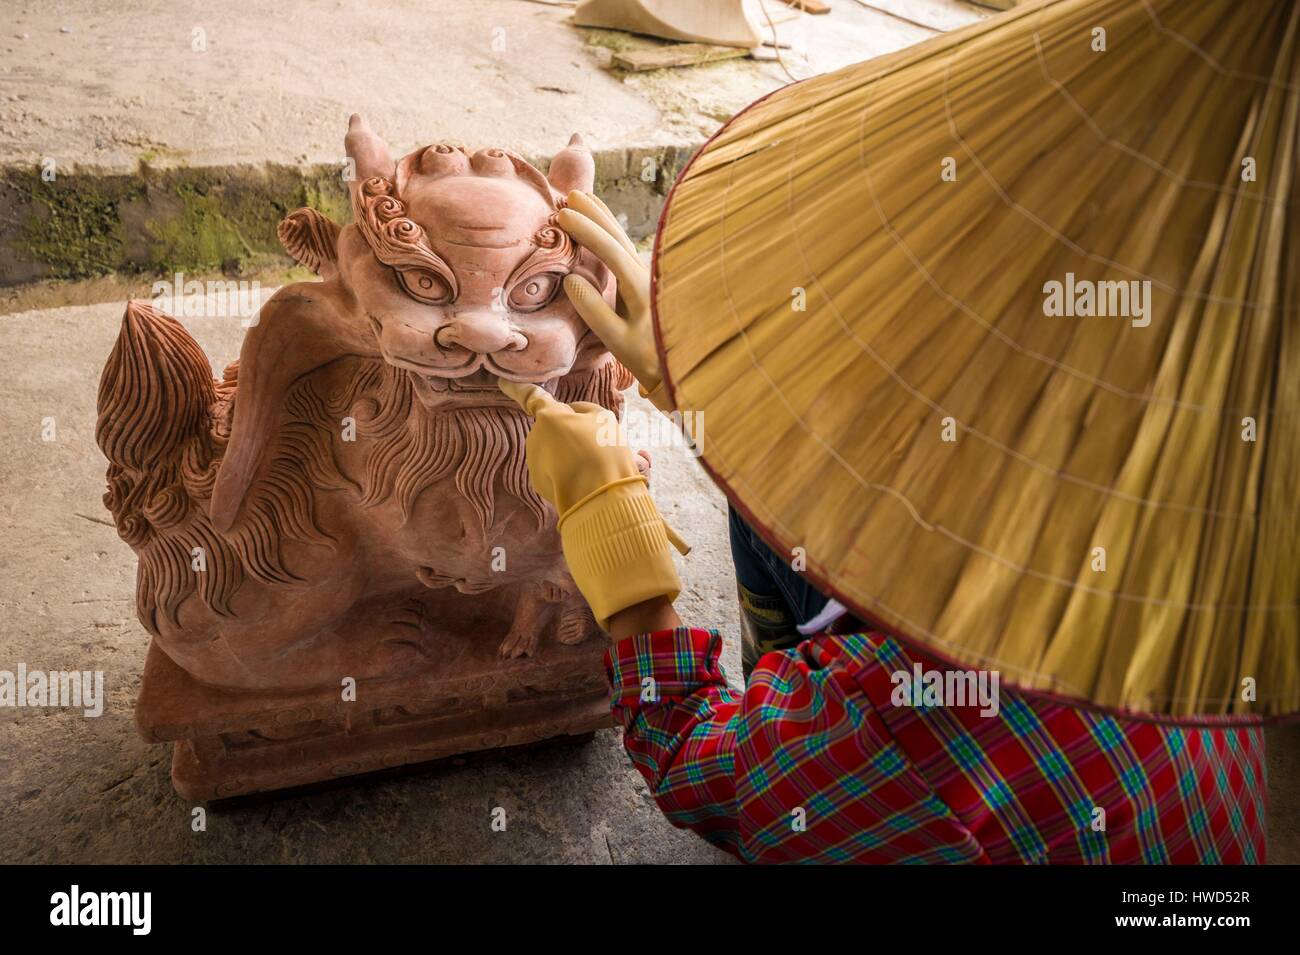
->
[335,115,613,410]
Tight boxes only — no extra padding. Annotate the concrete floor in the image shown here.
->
[0,296,742,864]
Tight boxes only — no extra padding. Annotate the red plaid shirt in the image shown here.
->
[603,627,1267,864]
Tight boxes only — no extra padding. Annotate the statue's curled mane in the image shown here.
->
[289,354,631,531]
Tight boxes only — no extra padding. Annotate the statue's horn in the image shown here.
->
[547,132,595,195]
[344,113,395,192]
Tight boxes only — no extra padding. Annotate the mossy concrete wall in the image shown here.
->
[0,144,694,287]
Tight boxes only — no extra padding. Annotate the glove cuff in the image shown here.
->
[558,478,681,629]
[637,378,676,414]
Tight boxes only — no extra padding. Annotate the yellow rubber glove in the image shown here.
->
[499,379,689,629]
[558,191,674,413]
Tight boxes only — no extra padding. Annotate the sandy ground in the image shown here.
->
[0,0,990,287]
[0,0,986,170]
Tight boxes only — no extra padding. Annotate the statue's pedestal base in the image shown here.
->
[135,636,613,801]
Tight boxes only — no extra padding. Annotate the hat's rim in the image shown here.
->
[647,73,1289,730]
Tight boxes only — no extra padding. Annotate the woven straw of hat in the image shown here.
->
[652,0,1299,722]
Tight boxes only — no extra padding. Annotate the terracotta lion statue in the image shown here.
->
[96,116,632,692]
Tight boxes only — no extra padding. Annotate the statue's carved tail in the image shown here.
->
[96,301,330,635]
[97,300,217,474]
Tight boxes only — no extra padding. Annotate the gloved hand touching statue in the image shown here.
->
[557,191,673,412]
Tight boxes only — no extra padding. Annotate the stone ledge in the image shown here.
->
[0,143,696,287]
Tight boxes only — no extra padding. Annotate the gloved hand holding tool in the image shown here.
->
[496,379,688,638]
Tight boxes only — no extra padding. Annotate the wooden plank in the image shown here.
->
[610,43,752,72]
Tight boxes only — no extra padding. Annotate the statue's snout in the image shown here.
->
[434,310,527,355]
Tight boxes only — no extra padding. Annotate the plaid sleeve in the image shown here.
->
[605,629,987,864]
[603,628,744,855]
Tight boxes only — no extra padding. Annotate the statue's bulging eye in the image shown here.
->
[397,267,453,305]
[507,272,562,312]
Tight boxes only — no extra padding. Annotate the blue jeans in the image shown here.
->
[728,506,833,679]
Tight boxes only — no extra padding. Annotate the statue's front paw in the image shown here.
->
[498,626,540,659]
[372,600,438,669]
[557,599,601,646]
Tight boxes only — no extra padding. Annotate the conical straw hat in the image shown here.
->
[652,0,1299,722]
